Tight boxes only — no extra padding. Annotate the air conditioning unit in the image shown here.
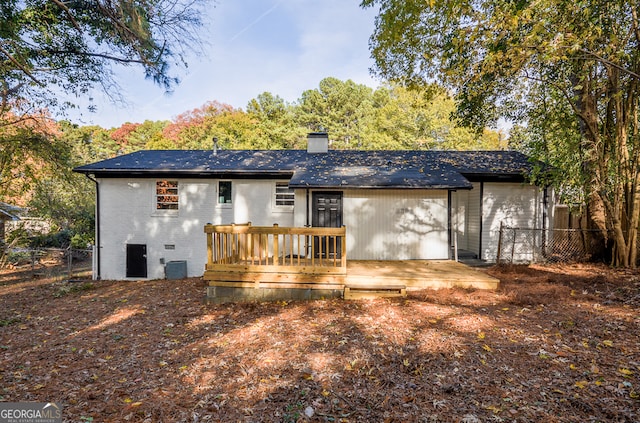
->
[165,260,187,280]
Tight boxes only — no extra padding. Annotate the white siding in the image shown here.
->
[97,178,293,280]
[293,189,309,228]
[343,190,449,260]
[466,183,481,257]
[481,182,542,262]
[451,190,468,251]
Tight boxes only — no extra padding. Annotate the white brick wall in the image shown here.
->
[97,178,293,280]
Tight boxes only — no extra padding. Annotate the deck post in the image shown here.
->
[340,225,347,268]
[206,230,213,269]
[231,224,236,262]
[247,223,252,264]
[341,226,347,267]
[496,221,503,263]
[273,224,279,265]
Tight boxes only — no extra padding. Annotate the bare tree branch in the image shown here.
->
[578,48,640,81]
[51,0,82,32]
[44,48,155,66]
[0,43,43,86]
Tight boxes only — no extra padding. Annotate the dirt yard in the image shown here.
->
[0,262,638,422]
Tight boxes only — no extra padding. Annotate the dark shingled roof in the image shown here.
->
[74,149,535,189]
[288,151,472,189]
[73,150,304,176]
[437,150,536,176]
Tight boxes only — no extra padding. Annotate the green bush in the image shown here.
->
[70,233,93,249]
[5,227,29,248]
[5,250,31,266]
[29,230,72,248]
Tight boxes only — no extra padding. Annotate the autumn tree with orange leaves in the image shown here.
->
[0,0,208,196]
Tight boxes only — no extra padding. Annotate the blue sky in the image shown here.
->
[74,0,379,128]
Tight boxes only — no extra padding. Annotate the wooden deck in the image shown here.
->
[203,223,498,302]
[345,260,499,291]
[205,259,498,303]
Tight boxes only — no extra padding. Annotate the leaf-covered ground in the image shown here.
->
[1,262,639,422]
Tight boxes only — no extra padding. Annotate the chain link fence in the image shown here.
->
[1,247,93,280]
[496,226,605,264]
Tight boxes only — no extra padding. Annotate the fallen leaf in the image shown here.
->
[618,368,634,377]
[483,405,502,414]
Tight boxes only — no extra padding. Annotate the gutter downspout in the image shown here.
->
[306,189,310,257]
[447,190,453,260]
[306,189,310,227]
[478,182,484,260]
[85,174,101,280]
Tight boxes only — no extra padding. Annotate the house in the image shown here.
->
[73,133,553,282]
[0,202,23,247]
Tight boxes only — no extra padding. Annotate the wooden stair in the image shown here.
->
[343,284,407,300]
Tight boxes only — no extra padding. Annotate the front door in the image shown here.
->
[312,192,343,258]
[126,244,147,278]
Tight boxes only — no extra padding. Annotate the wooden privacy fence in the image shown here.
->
[204,223,347,285]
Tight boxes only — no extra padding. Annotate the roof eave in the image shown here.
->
[73,169,295,179]
[288,183,471,190]
[461,172,529,183]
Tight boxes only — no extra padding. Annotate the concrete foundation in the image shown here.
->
[205,286,343,304]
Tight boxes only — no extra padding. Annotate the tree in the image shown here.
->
[109,120,168,153]
[508,85,586,208]
[1,0,207,209]
[247,92,306,149]
[296,77,375,149]
[159,100,272,150]
[26,121,96,246]
[362,0,640,267]
[369,83,504,150]
[0,111,66,200]
[1,0,207,116]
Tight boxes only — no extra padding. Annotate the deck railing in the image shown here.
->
[204,222,347,274]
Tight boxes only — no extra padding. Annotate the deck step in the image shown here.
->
[343,284,407,300]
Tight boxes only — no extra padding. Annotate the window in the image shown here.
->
[275,182,294,207]
[218,181,232,204]
[156,180,178,210]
